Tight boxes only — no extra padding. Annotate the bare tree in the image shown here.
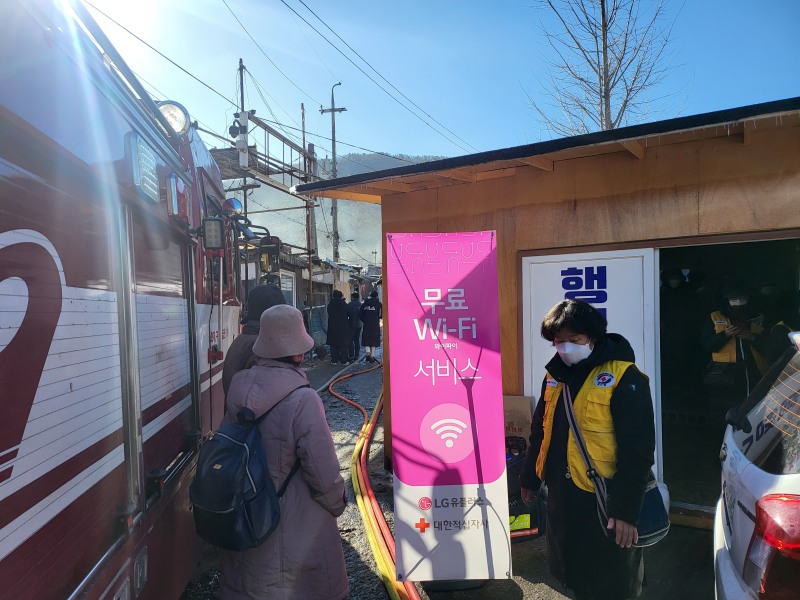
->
[529,0,677,136]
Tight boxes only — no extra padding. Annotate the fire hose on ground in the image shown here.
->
[327,362,423,600]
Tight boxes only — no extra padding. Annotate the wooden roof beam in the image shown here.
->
[364,179,416,193]
[475,167,517,181]
[516,156,554,171]
[621,140,645,159]
[311,189,382,204]
[743,120,757,145]
[437,169,477,183]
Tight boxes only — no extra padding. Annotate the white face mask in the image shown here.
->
[555,341,593,366]
[729,297,748,307]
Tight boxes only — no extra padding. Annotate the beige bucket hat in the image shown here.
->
[252,304,314,359]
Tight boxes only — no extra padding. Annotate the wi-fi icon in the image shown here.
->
[431,418,468,448]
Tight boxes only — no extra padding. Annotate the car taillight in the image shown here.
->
[742,494,800,599]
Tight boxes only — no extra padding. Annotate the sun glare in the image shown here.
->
[87,0,160,40]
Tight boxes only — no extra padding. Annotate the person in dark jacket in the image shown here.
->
[326,290,351,364]
[346,292,363,362]
[222,283,286,395]
[359,290,382,362]
[700,281,766,412]
[520,299,655,600]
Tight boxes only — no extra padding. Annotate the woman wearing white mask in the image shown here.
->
[520,299,655,600]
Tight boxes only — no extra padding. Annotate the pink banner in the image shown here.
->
[387,232,505,487]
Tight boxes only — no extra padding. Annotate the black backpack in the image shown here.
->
[190,386,306,551]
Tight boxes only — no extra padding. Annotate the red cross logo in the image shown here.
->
[415,518,430,533]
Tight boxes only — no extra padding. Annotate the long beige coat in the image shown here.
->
[219,359,349,600]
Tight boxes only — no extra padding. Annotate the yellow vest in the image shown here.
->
[535,361,634,492]
[710,311,769,374]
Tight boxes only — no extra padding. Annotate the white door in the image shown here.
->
[280,271,296,307]
[522,248,662,478]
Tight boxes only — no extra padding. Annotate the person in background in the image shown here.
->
[359,290,382,362]
[326,290,351,364]
[520,299,655,600]
[222,283,286,396]
[220,305,349,600]
[700,281,767,410]
[346,292,363,362]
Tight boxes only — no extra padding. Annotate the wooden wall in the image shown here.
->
[380,124,800,428]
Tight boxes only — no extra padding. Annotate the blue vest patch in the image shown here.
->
[594,371,615,387]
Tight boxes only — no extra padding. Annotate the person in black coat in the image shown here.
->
[222,283,286,395]
[346,292,363,362]
[326,290,351,364]
[359,291,382,362]
[520,299,655,600]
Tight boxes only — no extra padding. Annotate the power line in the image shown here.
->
[278,0,473,154]
[85,1,237,109]
[292,0,477,152]
[260,119,419,163]
[286,7,339,82]
[86,2,424,170]
[220,0,319,105]
[341,239,374,266]
[133,69,235,145]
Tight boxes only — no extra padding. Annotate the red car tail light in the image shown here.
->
[742,494,800,599]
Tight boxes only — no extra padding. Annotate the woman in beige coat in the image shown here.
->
[219,305,349,600]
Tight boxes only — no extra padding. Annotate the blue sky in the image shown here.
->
[86,0,800,158]
[83,0,800,265]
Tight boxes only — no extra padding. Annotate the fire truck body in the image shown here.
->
[0,1,239,598]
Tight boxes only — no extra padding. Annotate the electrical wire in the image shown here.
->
[247,70,303,135]
[292,0,477,152]
[341,239,374,266]
[262,120,420,164]
[220,0,319,105]
[287,7,340,83]
[87,0,427,177]
[84,1,238,109]
[279,0,473,154]
[83,0,416,164]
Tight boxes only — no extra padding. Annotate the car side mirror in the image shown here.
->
[725,408,752,433]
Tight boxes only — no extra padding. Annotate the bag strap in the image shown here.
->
[278,459,301,497]
[254,383,310,496]
[562,386,610,523]
[254,383,311,424]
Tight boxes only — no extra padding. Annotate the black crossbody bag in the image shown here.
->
[562,386,670,547]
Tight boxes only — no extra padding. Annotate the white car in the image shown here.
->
[714,334,800,599]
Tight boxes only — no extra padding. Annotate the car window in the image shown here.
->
[752,350,800,475]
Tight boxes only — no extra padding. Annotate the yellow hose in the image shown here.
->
[350,395,406,600]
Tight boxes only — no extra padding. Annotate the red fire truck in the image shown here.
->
[0,1,242,597]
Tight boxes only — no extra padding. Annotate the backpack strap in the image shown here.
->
[254,384,311,424]
[253,383,310,496]
[278,459,301,497]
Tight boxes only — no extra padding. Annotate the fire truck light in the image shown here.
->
[157,101,191,136]
[202,218,225,251]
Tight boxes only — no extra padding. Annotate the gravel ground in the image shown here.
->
[182,354,715,600]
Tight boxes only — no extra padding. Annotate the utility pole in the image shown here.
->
[239,58,249,296]
[320,82,346,263]
[303,103,313,314]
